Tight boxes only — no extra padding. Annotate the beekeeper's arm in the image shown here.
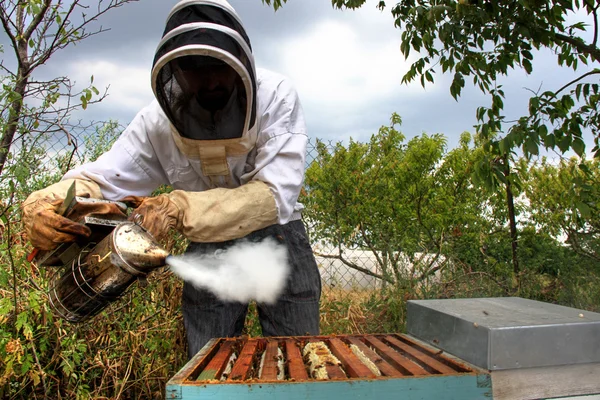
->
[130,78,307,243]
[21,108,169,250]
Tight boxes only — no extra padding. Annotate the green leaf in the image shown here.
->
[557,136,572,153]
[544,132,555,148]
[525,138,539,156]
[529,96,540,114]
[572,137,585,156]
[579,162,591,174]
[425,71,434,83]
[16,312,28,332]
[0,297,12,315]
[523,58,532,74]
[575,201,592,219]
[499,138,507,154]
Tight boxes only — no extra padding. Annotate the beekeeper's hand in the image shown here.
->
[22,192,126,251]
[122,194,182,243]
[21,179,114,251]
[123,181,277,243]
[22,196,91,251]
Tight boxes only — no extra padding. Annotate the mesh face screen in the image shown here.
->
[152,1,257,139]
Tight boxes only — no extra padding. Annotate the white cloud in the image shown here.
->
[277,19,429,111]
[67,59,154,119]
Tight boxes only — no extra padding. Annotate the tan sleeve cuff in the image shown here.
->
[169,180,278,242]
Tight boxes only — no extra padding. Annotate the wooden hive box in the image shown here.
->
[166,333,492,400]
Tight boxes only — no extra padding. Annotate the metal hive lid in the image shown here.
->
[406,297,600,370]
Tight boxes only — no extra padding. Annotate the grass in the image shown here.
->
[243,286,407,337]
[3,247,600,399]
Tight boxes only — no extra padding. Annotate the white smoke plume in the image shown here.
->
[166,238,290,304]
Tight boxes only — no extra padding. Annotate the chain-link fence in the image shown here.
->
[12,127,379,298]
[304,140,382,295]
[6,117,598,399]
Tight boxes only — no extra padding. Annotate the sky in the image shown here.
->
[2,0,596,151]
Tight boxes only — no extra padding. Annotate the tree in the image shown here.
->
[302,115,495,288]
[263,0,600,160]
[0,0,137,178]
[522,156,599,262]
[0,3,139,396]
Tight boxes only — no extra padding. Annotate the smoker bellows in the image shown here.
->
[34,185,169,323]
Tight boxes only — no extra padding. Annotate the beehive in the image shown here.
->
[166,334,491,400]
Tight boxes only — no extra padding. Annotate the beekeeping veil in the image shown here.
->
[151,0,257,179]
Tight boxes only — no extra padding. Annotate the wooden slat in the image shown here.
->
[172,338,221,382]
[346,337,403,377]
[197,340,235,381]
[383,335,457,375]
[328,338,377,378]
[394,334,471,372]
[325,362,347,379]
[228,339,259,381]
[285,340,309,381]
[363,336,428,376]
[260,340,281,380]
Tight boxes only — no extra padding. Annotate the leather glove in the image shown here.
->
[121,194,182,243]
[22,195,126,251]
[124,181,278,243]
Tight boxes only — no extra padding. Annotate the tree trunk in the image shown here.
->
[0,74,28,177]
[0,30,30,178]
[503,155,519,277]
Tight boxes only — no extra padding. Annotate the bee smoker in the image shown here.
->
[34,188,169,323]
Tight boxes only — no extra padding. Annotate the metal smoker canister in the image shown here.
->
[48,222,169,323]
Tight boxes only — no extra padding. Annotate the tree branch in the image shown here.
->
[30,3,58,61]
[554,69,600,99]
[415,190,438,248]
[418,252,447,281]
[29,1,79,70]
[16,0,24,35]
[554,32,600,63]
[566,230,600,262]
[0,4,19,59]
[1,191,18,335]
[359,223,391,279]
[22,0,52,41]
[315,251,394,284]
[28,336,49,400]
[0,61,15,76]
[447,254,512,295]
[511,69,600,131]
[31,1,135,70]
[593,7,598,49]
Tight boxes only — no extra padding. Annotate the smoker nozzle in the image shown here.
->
[112,222,171,275]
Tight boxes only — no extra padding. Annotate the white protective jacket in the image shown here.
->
[64,70,307,220]
[58,1,308,242]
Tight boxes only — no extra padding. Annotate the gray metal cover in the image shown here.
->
[406,297,600,371]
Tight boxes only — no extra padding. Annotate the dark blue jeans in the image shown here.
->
[181,220,322,359]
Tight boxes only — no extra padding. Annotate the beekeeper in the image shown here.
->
[21,0,321,358]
